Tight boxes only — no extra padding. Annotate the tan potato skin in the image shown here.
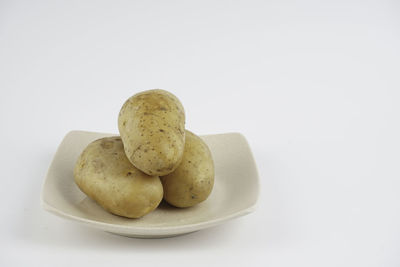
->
[73,136,163,218]
[161,130,214,208]
[118,89,186,176]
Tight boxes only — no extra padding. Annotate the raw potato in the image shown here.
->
[118,89,185,176]
[161,130,214,208]
[74,136,163,218]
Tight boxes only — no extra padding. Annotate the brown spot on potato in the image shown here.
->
[101,140,114,149]
[92,160,104,170]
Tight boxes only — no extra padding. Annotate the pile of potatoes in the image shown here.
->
[73,89,214,218]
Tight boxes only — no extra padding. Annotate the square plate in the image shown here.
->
[41,130,259,238]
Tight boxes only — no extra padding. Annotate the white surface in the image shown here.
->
[1,0,399,266]
[41,131,258,238]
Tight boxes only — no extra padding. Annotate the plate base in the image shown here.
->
[107,231,198,239]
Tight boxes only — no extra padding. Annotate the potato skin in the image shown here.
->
[73,136,163,218]
[161,130,214,208]
[118,89,186,176]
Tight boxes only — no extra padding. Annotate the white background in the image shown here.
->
[1,0,400,266]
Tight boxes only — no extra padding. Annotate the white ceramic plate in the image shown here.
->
[41,130,259,238]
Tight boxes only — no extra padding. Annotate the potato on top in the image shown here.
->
[118,89,185,176]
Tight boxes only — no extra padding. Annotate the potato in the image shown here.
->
[118,89,185,176]
[73,136,163,218]
[161,130,214,208]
